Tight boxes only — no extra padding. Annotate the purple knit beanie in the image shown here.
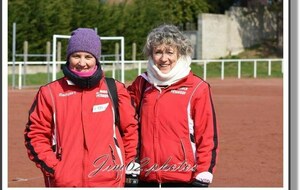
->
[66,28,101,61]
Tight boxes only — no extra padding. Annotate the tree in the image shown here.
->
[8,0,31,60]
[8,0,234,61]
[267,0,283,56]
[208,0,237,14]
[8,0,73,59]
[167,0,210,30]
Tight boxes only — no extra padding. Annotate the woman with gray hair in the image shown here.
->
[128,24,219,187]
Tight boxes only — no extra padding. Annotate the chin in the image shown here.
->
[160,69,170,74]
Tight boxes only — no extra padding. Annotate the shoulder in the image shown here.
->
[128,74,147,89]
[188,73,211,95]
[108,78,126,89]
[38,78,66,94]
[185,72,210,88]
[104,77,129,95]
[131,74,146,84]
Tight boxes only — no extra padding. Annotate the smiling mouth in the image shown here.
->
[158,64,171,68]
[75,68,92,72]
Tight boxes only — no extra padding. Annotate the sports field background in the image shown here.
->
[7,78,283,187]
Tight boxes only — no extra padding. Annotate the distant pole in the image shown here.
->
[132,43,141,74]
[46,41,51,82]
[132,43,136,61]
[121,38,125,83]
[23,41,28,87]
[12,22,16,88]
[57,41,61,72]
[57,42,61,61]
[114,43,120,79]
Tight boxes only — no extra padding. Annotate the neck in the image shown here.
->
[146,56,191,87]
[63,64,102,89]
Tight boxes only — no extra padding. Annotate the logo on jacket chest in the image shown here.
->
[59,91,76,97]
[96,90,109,98]
[170,87,188,95]
[94,90,110,112]
[93,103,109,112]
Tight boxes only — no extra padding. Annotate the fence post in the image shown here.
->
[18,61,22,89]
[203,61,207,81]
[23,41,28,88]
[132,43,139,75]
[238,60,241,79]
[18,41,28,89]
[254,60,257,78]
[221,60,224,80]
[268,59,271,76]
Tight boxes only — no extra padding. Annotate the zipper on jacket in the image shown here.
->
[57,147,62,161]
[109,144,123,187]
[109,144,116,165]
[180,139,187,162]
[153,91,162,181]
[189,134,197,162]
[82,143,88,186]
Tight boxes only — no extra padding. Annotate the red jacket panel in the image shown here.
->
[127,72,219,183]
[24,77,138,187]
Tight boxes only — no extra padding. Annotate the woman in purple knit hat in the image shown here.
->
[24,28,139,187]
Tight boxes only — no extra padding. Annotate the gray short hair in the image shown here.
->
[143,24,193,58]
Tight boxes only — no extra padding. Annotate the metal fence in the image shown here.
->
[8,58,283,89]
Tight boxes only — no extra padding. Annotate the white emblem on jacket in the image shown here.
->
[170,87,188,95]
[96,90,109,98]
[59,91,76,97]
[93,103,109,112]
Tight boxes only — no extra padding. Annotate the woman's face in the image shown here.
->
[152,44,179,74]
[69,52,97,72]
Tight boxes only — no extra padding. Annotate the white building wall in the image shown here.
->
[199,13,229,59]
[195,6,277,59]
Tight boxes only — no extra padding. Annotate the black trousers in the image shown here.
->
[138,180,192,188]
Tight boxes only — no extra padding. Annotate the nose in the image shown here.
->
[160,53,168,62]
[78,57,86,66]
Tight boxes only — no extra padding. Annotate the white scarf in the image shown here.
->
[146,56,191,87]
